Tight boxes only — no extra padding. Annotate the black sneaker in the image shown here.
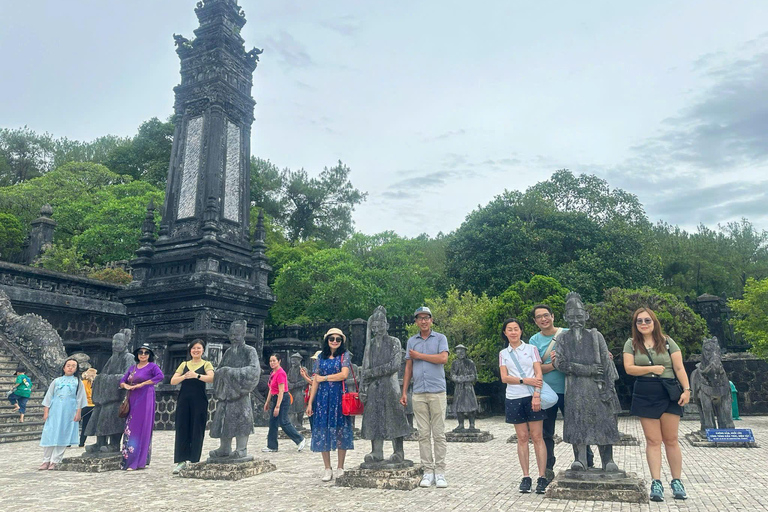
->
[519,476,532,493]
[670,479,687,500]
[650,479,664,502]
[535,476,549,494]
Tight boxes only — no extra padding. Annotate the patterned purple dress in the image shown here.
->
[120,363,164,470]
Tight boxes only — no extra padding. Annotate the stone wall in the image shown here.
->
[0,261,127,345]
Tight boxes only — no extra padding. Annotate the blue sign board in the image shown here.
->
[705,428,755,443]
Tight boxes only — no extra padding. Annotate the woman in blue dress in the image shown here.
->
[39,358,87,470]
[306,327,354,482]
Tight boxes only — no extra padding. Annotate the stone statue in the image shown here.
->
[691,337,734,432]
[450,344,479,431]
[209,320,261,461]
[0,289,67,384]
[287,352,306,429]
[398,346,414,431]
[360,306,412,465]
[553,292,621,471]
[84,329,135,453]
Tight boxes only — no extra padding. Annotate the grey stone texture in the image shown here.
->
[691,337,735,432]
[55,453,123,473]
[83,331,134,441]
[0,288,68,386]
[554,292,621,473]
[179,459,276,481]
[360,307,411,454]
[545,469,648,503]
[4,415,768,510]
[209,321,260,442]
[336,465,423,490]
[445,430,493,443]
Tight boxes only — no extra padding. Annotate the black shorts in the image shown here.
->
[505,396,548,425]
[631,377,684,419]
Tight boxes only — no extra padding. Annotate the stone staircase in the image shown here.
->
[0,351,46,443]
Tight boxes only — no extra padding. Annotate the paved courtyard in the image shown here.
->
[0,415,764,512]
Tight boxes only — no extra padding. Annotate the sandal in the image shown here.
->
[38,462,50,470]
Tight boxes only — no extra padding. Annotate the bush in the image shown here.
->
[588,286,709,357]
[730,278,768,360]
[87,267,133,285]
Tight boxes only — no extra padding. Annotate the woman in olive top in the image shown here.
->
[170,339,214,474]
[623,307,690,502]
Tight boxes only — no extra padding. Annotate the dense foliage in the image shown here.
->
[729,278,768,359]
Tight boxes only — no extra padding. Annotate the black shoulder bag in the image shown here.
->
[646,340,683,401]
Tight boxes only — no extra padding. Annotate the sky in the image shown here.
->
[1,0,766,238]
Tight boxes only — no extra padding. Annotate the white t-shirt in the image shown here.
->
[499,343,541,400]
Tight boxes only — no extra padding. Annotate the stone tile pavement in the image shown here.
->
[0,415,765,512]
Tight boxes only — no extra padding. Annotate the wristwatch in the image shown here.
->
[684,387,691,391]
[519,378,523,384]
[196,374,201,380]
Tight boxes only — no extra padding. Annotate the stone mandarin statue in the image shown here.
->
[84,329,135,453]
[287,352,306,429]
[450,344,479,431]
[553,292,621,471]
[691,337,734,432]
[360,306,412,464]
[209,320,261,461]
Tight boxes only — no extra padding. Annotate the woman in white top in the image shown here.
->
[498,318,549,494]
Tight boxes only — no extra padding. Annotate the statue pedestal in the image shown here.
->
[616,431,640,446]
[685,430,758,448]
[56,453,122,472]
[336,462,422,490]
[179,459,276,480]
[508,433,562,444]
[446,428,493,442]
[545,469,648,503]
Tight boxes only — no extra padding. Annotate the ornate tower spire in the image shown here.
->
[121,1,274,369]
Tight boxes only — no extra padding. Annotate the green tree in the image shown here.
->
[52,135,129,169]
[250,157,287,223]
[0,213,24,260]
[0,127,55,185]
[729,278,768,359]
[105,117,174,187]
[408,288,498,382]
[588,286,709,356]
[37,244,87,274]
[0,162,127,231]
[446,172,660,301]
[281,161,367,245]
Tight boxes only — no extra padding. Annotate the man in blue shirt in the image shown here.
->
[528,304,593,480]
[401,306,449,489]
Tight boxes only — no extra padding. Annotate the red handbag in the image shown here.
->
[341,355,364,416]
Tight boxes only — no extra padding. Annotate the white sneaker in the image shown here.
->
[261,447,278,453]
[297,438,306,452]
[321,468,333,482]
[336,468,345,478]
[172,462,186,475]
[420,472,435,488]
[435,474,448,488]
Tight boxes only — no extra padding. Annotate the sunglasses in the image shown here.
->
[327,336,343,342]
[138,350,151,355]
[636,318,653,325]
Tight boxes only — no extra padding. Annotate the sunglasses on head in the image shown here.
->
[138,350,151,355]
[327,336,343,342]
[636,318,653,325]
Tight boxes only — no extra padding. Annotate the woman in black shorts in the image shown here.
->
[499,318,549,494]
[623,307,690,502]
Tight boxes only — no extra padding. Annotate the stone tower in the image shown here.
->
[120,0,274,371]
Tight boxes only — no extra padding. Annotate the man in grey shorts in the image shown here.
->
[401,306,450,488]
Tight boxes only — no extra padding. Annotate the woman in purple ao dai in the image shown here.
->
[119,343,164,470]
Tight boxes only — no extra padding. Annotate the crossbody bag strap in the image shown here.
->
[507,347,535,395]
[541,328,562,363]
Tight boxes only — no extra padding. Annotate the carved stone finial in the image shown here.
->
[40,204,53,217]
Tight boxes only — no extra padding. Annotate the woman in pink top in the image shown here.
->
[263,353,306,452]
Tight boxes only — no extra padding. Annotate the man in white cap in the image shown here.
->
[400,306,450,488]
